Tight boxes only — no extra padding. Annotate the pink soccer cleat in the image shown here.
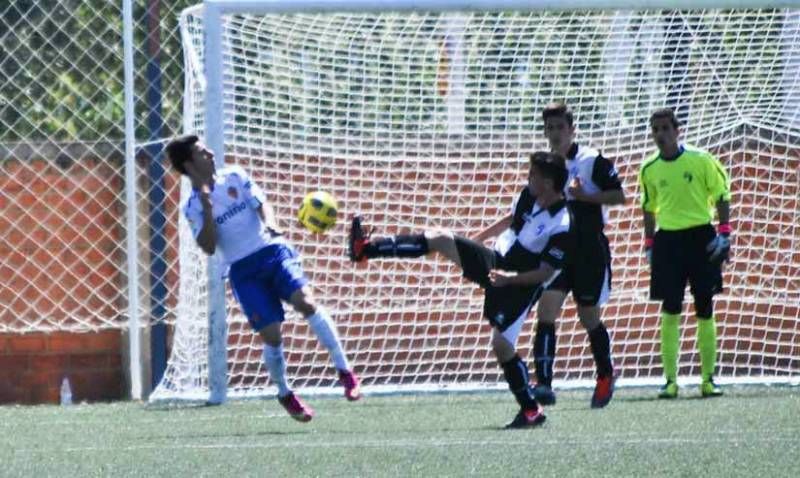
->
[278,392,314,422]
[339,369,362,401]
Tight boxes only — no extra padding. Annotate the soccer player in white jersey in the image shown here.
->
[349,151,573,429]
[166,134,361,422]
[530,102,626,408]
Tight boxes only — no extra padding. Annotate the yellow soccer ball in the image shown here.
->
[297,191,338,233]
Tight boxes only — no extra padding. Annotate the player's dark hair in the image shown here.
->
[542,101,574,127]
[530,151,568,191]
[650,108,680,129]
[165,134,200,175]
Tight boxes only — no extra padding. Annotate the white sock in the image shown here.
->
[307,308,350,371]
[263,343,291,397]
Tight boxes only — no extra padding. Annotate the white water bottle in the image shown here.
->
[60,377,73,406]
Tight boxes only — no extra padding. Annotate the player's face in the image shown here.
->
[650,118,680,153]
[528,164,549,196]
[185,142,215,180]
[544,116,574,153]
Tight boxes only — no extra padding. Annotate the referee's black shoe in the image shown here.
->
[505,405,546,429]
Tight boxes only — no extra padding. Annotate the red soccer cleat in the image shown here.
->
[505,405,547,429]
[278,392,314,422]
[591,375,615,409]
[348,216,371,262]
[339,369,362,401]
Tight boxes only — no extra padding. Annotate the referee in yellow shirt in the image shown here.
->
[639,108,731,399]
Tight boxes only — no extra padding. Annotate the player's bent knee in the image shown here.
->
[537,291,566,324]
[577,305,602,330]
[491,331,516,362]
[289,287,317,317]
[257,320,282,346]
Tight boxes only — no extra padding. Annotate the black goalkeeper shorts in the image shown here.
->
[650,224,723,304]
[454,236,543,332]
[547,230,611,306]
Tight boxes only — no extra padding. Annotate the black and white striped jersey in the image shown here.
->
[565,143,622,233]
[493,187,572,272]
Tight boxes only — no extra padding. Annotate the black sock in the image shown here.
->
[588,323,613,378]
[501,355,537,410]
[365,234,429,258]
[534,322,556,387]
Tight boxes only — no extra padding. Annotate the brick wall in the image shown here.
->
[0,330,122,403]
[1,143,129,404]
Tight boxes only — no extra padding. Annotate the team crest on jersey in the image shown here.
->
[227,187,238,199]
[683,172,693,183]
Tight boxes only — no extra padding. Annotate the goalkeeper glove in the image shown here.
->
[706,224,731,264]
[644,237,654,266]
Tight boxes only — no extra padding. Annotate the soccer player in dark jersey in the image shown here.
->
[349,152,573,429]
[527,102,626,408]
[639,108,731,399]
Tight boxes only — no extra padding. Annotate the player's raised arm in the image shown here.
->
[194,185,217,255]
[166,135,218,255]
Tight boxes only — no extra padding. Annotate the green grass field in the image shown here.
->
[2,385,798,477]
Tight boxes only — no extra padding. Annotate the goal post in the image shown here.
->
[150,0,800,403]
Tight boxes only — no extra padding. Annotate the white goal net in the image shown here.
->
[151,2,800,402]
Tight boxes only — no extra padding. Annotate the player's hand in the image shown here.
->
[706,233,731,264]
[488,269,517,287]
[567,177,586,200]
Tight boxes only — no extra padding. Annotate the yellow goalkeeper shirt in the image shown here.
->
[638,144,731,231]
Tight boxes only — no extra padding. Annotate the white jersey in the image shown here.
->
[182,165,280,265]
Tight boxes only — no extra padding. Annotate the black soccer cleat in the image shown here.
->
[505,406,547,429]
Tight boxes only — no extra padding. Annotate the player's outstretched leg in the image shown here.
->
[348,215,430,263]
[349,216,371,262]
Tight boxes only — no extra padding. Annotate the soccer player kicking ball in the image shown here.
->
[639,109,731,399]
[527,102,626,409]
[349,151,573,429]
[166,135,361,422]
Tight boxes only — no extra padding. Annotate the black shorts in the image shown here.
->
[547,231,611,306]
[650,224,723,304]
[454,236,543,332]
